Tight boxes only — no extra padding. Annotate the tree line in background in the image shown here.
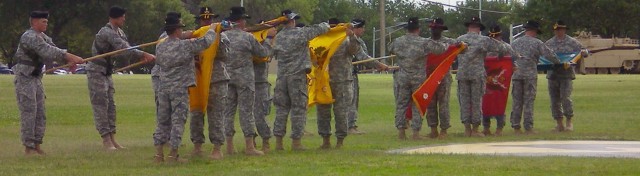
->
[1,0,639,72]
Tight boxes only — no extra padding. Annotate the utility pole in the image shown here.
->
[241,0,244,7]
[479,0,482,19]
[379,0,386,58]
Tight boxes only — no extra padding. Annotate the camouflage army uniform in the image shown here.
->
[254,57,272,139]
[272,23,330,140]
[87,23,144,137]
[204,40,231,145]
[425,36,457,130]
[545,35,582,120]
[222,28,272,138]
[482,40,516,129]
[13,29,67,149]
[510,35,560,130]
[153,27,216,149]
[456,32,511,126]
[389,33,446,131]
[347,37,384,129]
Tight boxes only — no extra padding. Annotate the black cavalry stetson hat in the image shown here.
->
[429,17,448,30]
[196,6,219,20]
[464,16,485,31]
[553,20,567,30]
[523,20,542,34]
[228,6,250,21]
[488,24,501,38]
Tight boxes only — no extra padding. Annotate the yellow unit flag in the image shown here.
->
[252,29,271,63]
[307,24,349,107]
[188,24,222,112]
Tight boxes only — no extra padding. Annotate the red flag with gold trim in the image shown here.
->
[482,56,513,117]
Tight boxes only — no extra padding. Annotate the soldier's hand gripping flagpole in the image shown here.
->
[44,38,166,73]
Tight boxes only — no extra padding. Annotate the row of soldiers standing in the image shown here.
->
[391,16,582,140]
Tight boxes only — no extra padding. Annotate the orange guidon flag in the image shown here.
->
[307,24,349,107]
[188,24,222,112]
[411,44,466,117]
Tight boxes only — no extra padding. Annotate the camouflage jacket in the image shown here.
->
[328,35,360,82]
[352,36,383,72]
[151,32,169,77]
[156,27,217,90]
[88,23,144,74]
[273,23,330,76]
[222,28,272,86]
[389,33,447,79]
[456,32,512,80]
[13,28,66,77]
[545,34,583,80]
[511,35,561,79]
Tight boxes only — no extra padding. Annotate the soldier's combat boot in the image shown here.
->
[209,144,223,160]
[428,128,439,139]
[275,136,284,150]
[102,134,117,151]
[319,136,331,149]
[261,138,271,153]
[244,137,264,156]
[154,145,164,163]
[34,144,46,155]
[335,138,344,149]
[464,124,472,137]
[24,146,36,156]
[525,128,537,135]
[471,124,485,137]
[225,138,235,155]
[348,127,365,135]
[398,129,407,140]
[412,130,424,140]
[553,118,565,132]
[167,149,188,163]
[110,133,125,149]
[482,127,492,136]
[514,128,524,135]
[438,129,448,139]
[292,138,306,151]
[565,118,573,131]
[191,143,203,157]
[495,128,503,136]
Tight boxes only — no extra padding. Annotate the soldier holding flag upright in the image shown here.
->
[389,17,447,140]
[87,6,155,151]
[13,11,84,155]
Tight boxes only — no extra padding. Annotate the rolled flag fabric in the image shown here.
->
[482,56,513,117]
[188,24,223,112]
[538,52,582,70]
[307,24,349,107]
[410,44,466,117]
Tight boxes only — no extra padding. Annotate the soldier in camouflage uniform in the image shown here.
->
[456,17,512,137]
[188,6,219,156]
[13,11,84,155]
[425,18,457,139]
[253,20,274,153]
[482,25,516,136]
[389,17,447,140]
[545,20,585,132]
[272,10,330,150]
[317,18,388,149]
[222,7,274,156]
[153,14,217,163]
[510,20,561,134]
[87,6,155,150]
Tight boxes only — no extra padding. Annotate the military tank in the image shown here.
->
[575,31,640,74]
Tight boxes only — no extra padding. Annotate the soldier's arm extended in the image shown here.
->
[486,37,515,56]
[352,40,385,69]
[539,42,561,64]
[101,29,144,60]
[26,33,66,62]
[248,29,274,58]
[185,24,218,54]
[302,22,331,41]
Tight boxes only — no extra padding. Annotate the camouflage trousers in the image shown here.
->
[14,74,46,148]
[254,82,272,139]
[224,81,257,138]
[153,88,189,149]
[426,76,452,130]
[87,71,117,137]
[458,79,486,126]
[510,79,537,130]
[272,73,308,140]
[347,73,359,129]
[548,78,574,120]
[394,71,424,131]
[197,81,228,145]
[317,81,353,139]
[483,115,506,129]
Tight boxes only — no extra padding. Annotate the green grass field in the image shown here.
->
[1,74,639,175]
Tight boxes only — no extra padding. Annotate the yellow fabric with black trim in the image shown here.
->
[307,24,348,107]
[252,29,271,63]
[188,24,222,112]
